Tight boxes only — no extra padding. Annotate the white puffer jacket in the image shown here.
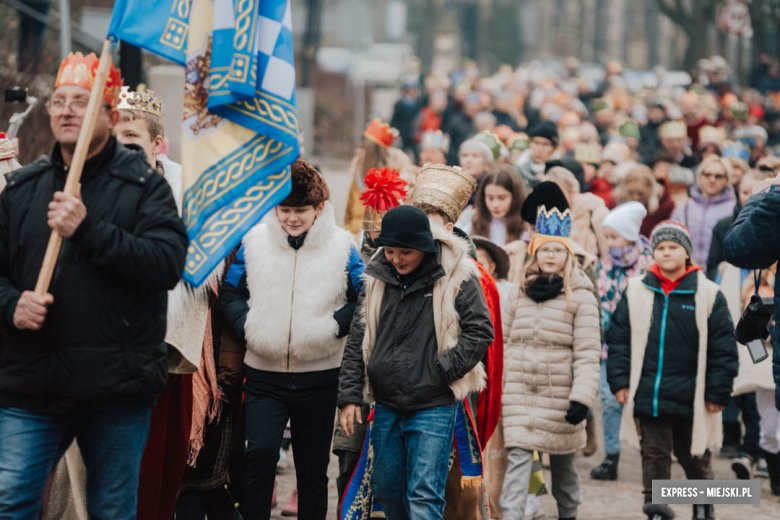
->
[501,268,602,454]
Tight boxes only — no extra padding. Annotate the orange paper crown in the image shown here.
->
[54,52,123,107]
[364,119,398,148]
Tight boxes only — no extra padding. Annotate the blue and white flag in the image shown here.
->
[109,0,299,287]
[108,0,189,65]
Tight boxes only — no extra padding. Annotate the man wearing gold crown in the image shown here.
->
[0,52,188,519]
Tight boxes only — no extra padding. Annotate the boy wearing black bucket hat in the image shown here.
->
[338,205,494,520]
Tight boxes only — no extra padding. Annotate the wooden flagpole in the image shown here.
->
[34,39,114,296]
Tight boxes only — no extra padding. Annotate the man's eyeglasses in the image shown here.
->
[701,171,728,181]
[46,98,110,115]
[46,98,90,115]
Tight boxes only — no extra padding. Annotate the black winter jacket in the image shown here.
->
[706,203,741,281]
[338,247,494,412]
[724,185,780,409]
[0,138,188,414]
[606,270,738,419]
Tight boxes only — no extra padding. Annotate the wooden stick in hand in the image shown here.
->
[34,40,114,296]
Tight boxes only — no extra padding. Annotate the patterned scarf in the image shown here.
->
[187,285,225,466]
[597,236,654,358]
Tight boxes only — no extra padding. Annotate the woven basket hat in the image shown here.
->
[410,164,477,224]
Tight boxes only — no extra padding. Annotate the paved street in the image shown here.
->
[271,431,779,520]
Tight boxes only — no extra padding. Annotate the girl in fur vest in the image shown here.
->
[606,221,738,520]
[500,184,602,520]
[591,202,654,482]
[219,160,365,520]
[338,205,494,520]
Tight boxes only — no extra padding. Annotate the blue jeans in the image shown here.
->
[600,360,623,455]
[370,403,457,520]
[0,405,152,520]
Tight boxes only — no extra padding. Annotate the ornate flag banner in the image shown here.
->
[109,0,299,287]
[108,0,190,65]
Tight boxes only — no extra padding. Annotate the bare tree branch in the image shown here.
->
[655,0,692,28]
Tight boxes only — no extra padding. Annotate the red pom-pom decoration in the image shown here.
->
[360,167,408,212]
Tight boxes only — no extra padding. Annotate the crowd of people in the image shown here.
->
[0,49,779,520]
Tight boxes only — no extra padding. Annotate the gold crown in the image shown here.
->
[117,86,163,118]
[574,143,602,164]
[660,121,687,139]
[698,125,726,145]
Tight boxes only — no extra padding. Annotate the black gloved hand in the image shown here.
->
[565,401,589,425]
[334,302,357,338]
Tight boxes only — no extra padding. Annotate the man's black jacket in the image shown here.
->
[724,185,780,409]
[0,138,188,414]
[706,204,739,281]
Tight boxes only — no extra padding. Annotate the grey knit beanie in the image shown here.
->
[650,220,693,258]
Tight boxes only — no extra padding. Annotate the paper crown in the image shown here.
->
[529,205,574,257]
[420,130,450,153]
[660,121,687,139]
[471,130,502,160]
[360,167,408,231]
[410,164,476,224]
[730,102,749,120]
[54,52,123,107]
[558,111,581,128]
[574,143,602,164]
[364,119,398,147]
[592,97,613,113]
[494,124,515,142]
[619,119,640,139]
[698,125,726,146]
[722,141,750,162]
[117,86,163,118]
[509,133,529,152]
[536,206,573,239]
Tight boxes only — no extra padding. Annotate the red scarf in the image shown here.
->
[474,260,503,448]
[648,263,700,295]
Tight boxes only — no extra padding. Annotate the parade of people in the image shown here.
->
[3,1,780,519]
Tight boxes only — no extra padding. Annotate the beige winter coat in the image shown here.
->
[501,269,602,454]
[571,192,609,261]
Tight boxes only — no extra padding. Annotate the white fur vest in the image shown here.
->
[620,272,722,456]
[360,225,487,402]
[243,203,354,373]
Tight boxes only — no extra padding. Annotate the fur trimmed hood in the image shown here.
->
[360,222,487,402]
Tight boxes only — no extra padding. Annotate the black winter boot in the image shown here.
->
[720,422,741,459]
[692,504,715,520]
[643,503,675,520]
[590,452,619,480]
[765,450,780,496]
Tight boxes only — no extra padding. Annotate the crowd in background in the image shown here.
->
[348,53,780,519]
[2,47,780,520]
